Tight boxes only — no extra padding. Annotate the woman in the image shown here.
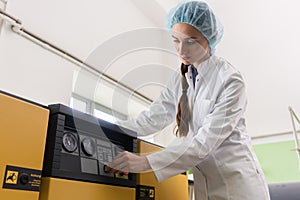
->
[107,1,270,199]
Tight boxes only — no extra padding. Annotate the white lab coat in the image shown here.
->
[118,55,270,200]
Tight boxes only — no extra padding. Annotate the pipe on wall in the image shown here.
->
[0,0,8,34]
[0,9,153,104]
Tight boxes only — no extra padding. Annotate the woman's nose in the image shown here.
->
[177,43,187,55]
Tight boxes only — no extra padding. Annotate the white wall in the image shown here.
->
[0,0,159,105]
[206,0,300,137]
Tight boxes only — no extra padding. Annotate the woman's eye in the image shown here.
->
[186,39,196,45]
[173,39,180,43]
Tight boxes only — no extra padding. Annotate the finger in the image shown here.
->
[103,165,114,173]
[109,153,128,169]
[104,165,122,174]
[108,159,126,172]
[117,163,129,172]
[104,165,129,176]
[117,171,129,176]
[113,151,129,160]
[108,160,123,170]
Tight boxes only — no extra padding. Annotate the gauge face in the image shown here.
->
[81,138,96,156]
[62,132,78,153]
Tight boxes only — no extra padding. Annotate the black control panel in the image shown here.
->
[42,104,137,188]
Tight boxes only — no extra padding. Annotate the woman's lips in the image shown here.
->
[181,56,190,62]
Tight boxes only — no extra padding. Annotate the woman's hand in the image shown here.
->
[105,151,151,174]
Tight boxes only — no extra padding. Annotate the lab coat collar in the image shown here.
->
[195,54,218,77]
[184,55,217,88]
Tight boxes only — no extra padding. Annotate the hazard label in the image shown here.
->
[2,165,42,192]
[136,185,155,200]
[5,170,18,184]
[149,189,155,198]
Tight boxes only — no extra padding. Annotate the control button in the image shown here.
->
[19,173,29,185]
[62,132,78,153]
[81,138,96,156]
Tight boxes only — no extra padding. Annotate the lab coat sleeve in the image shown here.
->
[146,72,247,182]
[117,72,179,136]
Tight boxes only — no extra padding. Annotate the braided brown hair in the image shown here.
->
[174,63,190,137]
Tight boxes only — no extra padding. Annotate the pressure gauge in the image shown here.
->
[62,132,78,153]
[81,138,96,156]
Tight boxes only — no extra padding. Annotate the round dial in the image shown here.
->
[62,132,78,153]
[81,138,96,156]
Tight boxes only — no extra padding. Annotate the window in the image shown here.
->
[70,96,89,113]
[94,103,126,123]
[70,94,126,123]
[93,109,116,123]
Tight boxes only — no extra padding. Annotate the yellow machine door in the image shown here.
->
[39,178,136,200]
[137,140,189,200]
[0,91,49,200]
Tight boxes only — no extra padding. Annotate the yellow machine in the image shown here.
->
[0,90,49,200]
[0,91,188,200]
[136,140,189,200]
[39,104,136,200]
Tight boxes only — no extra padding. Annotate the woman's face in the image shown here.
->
[172,23,210,68]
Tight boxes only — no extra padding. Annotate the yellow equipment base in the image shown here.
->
[137,140,189,200]
[39,177,136,200]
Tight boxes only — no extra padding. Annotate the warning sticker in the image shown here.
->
[136,185,155,200]
[2,165,42,192]
[149,189,155,198]
[5,170,19,184]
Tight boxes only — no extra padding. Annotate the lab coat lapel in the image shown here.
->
[185,66,195,108]
[194,55,217,102]
[185,67,196,134]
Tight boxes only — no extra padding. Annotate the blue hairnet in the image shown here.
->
[166,1,224,55]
